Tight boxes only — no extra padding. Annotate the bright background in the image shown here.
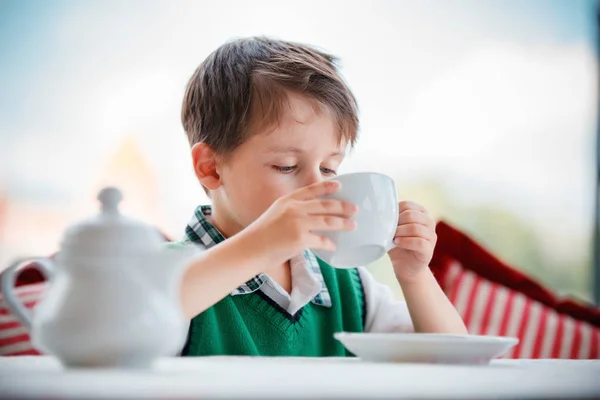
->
[1,0,598,302]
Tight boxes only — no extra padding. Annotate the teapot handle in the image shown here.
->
[1,257,54,330]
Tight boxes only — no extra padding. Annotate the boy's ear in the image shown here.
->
[191,143,222,191]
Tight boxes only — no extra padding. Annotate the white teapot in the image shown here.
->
[1,187,197,368]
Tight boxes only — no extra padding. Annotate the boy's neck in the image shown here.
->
[207,201,246,239]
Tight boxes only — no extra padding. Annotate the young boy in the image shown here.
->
[171,37,467,356]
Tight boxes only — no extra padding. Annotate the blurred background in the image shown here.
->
[1,0,598,303]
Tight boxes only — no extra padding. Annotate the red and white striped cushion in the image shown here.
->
[444,260,600,359]
[0,283,46,356]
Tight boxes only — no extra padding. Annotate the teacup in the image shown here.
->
[311,172,399,268]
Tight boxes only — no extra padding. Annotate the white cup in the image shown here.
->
[311,172,399,268]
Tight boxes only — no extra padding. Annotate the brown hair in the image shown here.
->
[181,37,359,158]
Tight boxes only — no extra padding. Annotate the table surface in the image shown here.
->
[1,356,599,399]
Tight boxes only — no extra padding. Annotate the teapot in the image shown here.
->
[1,187,197,368]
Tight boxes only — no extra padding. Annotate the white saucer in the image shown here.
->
[334,332,519,365]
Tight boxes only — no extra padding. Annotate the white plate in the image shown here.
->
[334,332,519,365]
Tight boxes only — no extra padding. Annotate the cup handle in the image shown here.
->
[1,257,55,330]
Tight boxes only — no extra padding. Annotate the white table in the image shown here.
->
[1,356,599,399]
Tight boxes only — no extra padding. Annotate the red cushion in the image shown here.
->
[443,259,599,358]
[431,221,600,359]
[0,283,45,356]
[0,259,50,355]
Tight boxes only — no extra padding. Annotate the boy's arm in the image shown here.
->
[180,232,271,319]
[388,200,468,334]
[400,269,467,334]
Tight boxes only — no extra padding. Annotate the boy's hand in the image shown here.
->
[245,180,358,265]
[388,201,437,284]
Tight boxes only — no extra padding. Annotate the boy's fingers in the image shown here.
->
[393,237,433,252]
[290,180,340,201]
[308,215,356,231]
[399,201,427,213]
[394,224,436,242]
[398,209,435,229]
[304,199,358,217]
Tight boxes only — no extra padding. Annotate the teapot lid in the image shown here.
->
[60,187,164,257]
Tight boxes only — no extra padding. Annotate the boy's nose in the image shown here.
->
[304,170,324,187]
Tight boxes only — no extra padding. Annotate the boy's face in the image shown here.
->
[212,93,346,235]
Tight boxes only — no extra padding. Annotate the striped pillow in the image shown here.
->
[444,260,600,359]
[431,221,600,359]
[0,283,45,356]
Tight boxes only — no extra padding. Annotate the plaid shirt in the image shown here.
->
[184,205,332,307]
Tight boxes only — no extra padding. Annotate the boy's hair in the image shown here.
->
[181,37,359,160]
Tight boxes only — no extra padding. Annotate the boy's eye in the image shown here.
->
[272,165,297,173]
[320,167,337,176]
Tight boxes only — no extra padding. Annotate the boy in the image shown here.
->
[172,37,467,356]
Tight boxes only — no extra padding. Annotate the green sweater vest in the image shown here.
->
[179,256,366,357]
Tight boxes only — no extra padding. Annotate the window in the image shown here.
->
[1,0,597,303]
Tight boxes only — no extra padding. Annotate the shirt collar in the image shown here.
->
[184,205,331,308]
